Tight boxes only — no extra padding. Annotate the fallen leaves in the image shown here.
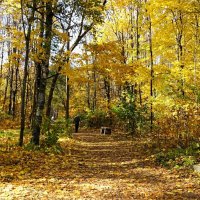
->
[0,131,200,199]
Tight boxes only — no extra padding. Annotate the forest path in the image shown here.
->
[0,130,200,199]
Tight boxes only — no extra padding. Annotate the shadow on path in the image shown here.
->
[0,131,200,199]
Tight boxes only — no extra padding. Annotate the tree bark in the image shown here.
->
[19,0,36,147]
[3,69,9,111]
[32,1,53,145]
[104,77,111,108]
[86,71,91,109]
[12,59,19,118]
[92,68,97,112]
[194,15,199,106]
[46,72,59,117]
[0,42,4,77]
[65,76,70,120]
[8,66,13,115]
[148,16,154,133]
[31,3,44,129]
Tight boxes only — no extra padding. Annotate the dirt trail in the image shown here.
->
[69,132,200,199]
[0,131,200,199]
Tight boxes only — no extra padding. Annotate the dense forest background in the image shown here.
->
[1,0,200,199]
[0,0,200,146]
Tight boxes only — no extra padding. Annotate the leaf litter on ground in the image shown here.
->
[0,130,200,199]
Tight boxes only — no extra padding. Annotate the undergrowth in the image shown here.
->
[156,142,200,169]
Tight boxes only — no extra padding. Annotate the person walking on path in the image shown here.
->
[74,115,80,133]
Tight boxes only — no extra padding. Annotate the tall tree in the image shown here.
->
[32,1,54,145]
[45,0,107,121]
[19,0,36,146]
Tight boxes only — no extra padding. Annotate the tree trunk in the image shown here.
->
[65,76,70,120]
[139,83,142,106]
[8,66,13,115]
[104,77,111,108]
[31,4,44,129]
[86,71,91,109]
[65,35,70,122]
[148,16,154,133]
[32,1,53,145]
[12,48,19,118]
[3,70,9,111]
[19,0,36,146]
[30,63,40,128]
[172,10,184,96]
[19,4,35,145]
[92,69,97,112]
[46,72,59,117]
[136,4,140,60]
[0,42,4,77]
[194,15,199,106]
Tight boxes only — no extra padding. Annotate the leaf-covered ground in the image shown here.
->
[0,130,200,199]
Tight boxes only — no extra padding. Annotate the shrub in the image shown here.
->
[112,91,148,135]
[156,142,200,168]
[84,110,108,128]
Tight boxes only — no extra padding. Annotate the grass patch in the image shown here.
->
[0,130,16,138]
